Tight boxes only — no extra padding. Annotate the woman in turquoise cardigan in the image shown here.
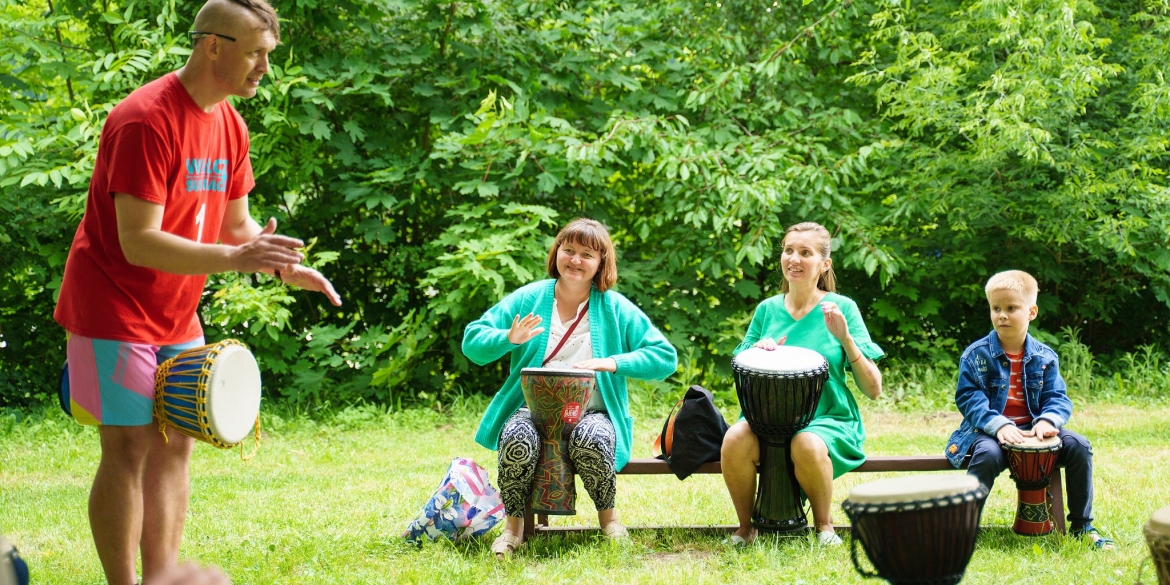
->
[463,218,677,558]
[721,222,884,547]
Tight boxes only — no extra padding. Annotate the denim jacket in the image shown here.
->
[944,331,1073,468]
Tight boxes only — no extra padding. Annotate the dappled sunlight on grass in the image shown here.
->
[1,401,1166,584]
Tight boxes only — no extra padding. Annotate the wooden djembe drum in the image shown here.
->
[520,367,596,515]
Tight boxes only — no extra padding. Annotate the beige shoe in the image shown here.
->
[601,522,629,540]
[491,532,525,559]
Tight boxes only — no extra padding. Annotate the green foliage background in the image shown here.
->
[2,0,1168,407]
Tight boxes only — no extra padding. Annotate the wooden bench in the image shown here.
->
[524,455,1066,537]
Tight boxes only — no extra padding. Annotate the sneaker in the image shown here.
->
[817,530,843,546]
[1071,525,1115,551]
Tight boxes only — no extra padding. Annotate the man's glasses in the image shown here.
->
[187,31,237,42]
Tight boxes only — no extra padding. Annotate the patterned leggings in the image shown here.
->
[497,408,617,518]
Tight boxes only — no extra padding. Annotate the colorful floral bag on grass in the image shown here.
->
[403,457,505,543]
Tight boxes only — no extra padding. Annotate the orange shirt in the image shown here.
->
[55,73,254,344]
[1002,349,1033,426]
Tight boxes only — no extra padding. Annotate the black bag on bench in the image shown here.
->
[654,385,729,480]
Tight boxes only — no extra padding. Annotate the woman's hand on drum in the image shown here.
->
[752,336,787,351]
[821,302,851,343]
[572,358,617,372]
[278,264,342,306]
[508,313,544,345]
[997,424,1027,445]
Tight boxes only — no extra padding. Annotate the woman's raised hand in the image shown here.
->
[821,302,850,343]
[752,336,787,350]
[508,313,544,345]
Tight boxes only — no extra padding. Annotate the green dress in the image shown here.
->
[733,292,885,478]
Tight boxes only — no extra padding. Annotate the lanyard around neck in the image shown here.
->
[542,301,590,367]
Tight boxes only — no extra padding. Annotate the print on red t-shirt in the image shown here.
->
[1002,349,1033,426]
[55,73,256,345]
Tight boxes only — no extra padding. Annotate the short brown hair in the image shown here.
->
[193,0,281,44]
[779,221,838,293]
[231,0,280,42]
[985,270,1039,306]
[546,218,618,293]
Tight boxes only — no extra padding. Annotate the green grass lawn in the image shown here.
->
[1,400,1167,584]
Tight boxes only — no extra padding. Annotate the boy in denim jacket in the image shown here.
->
[945,270,1113,549]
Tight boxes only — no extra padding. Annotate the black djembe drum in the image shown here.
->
[842,475,988,585]
[733,346,828,533]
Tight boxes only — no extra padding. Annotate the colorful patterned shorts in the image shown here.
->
[65,334,204,426]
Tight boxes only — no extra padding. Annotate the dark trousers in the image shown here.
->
[967,429,1096,530]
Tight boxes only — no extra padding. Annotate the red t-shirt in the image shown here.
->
[1002,349,1033,426]
[55,73,255,345]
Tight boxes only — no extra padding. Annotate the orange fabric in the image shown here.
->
[653,398,684,457]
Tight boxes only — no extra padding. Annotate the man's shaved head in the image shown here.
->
[193,0,280,44]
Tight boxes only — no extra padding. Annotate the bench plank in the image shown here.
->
[524,454,1066,537]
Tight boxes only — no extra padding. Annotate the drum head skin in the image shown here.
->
[733,346,827,375]
[206,344,262,445]
[1150,506,1170,533]
[520,367,597,379]
[848,474,981,505]
[1004,434,1062,451]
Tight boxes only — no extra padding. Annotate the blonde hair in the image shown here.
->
[985,270,1039,306]
[780,222,837,293]
[546,218,618,293]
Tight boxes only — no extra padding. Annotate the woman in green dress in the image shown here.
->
[721,222,884,546]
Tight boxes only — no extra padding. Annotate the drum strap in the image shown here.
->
[542,301,589,367]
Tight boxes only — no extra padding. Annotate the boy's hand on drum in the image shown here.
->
[508,313,544,345]
[753,336,787,350]
[821,302,850,342]
[1031,419,1058,439]
[278,265,342,306]
[997,424,1027,445]
[572,358,617,372]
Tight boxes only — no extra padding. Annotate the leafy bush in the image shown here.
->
[2,0,1168,408]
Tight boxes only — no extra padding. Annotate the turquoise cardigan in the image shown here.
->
[463,279,678,471]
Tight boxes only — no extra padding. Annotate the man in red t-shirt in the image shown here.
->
[54,1,341,582]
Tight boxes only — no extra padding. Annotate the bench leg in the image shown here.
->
[524,504,535,539]
[1049,469,1066,534]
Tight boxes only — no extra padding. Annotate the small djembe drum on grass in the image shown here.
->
[842,474,988,585]
[1002,434,1062,535]
[1144,506,1170,585]
[520,367,596,515]
[732,346,828,533]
